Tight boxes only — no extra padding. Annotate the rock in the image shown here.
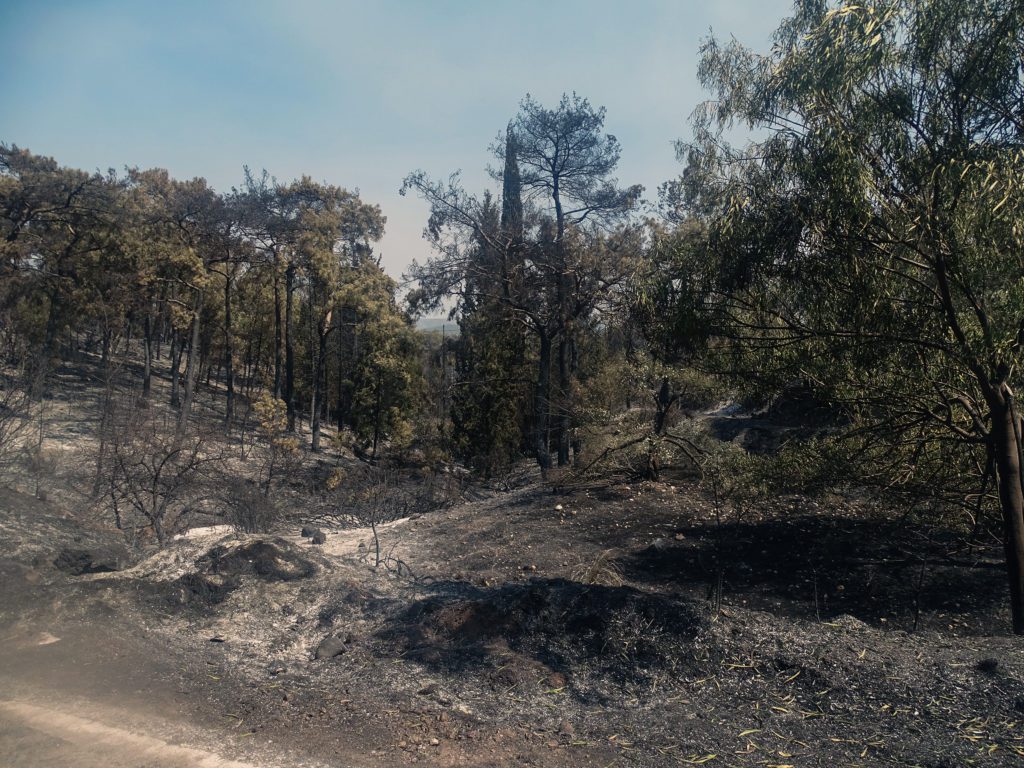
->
[267,661,287,676]
[314,634,348,660]
[311,530,327,545]
[300,526,316,538]
[429,738,440,746]
[555,504,564,512]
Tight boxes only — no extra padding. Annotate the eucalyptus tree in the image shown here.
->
[669,0,1024,630]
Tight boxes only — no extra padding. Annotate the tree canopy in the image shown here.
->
[661,0,1024,631]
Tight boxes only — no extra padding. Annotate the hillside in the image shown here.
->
[0,362,1021,767]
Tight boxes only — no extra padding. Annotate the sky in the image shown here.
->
[0,0,793,282]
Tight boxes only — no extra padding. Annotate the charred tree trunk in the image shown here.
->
[371,373,383,460]
[654,378,678,435]
[223,271,235,426]
[534,332,552,474]
[100,326,113,374]
[177,296,202,438]
[142,311,153,398]
[310,309,331,452]
[273,253,283,400]
[284,262,296,432]
[169,330,182,409]
[43,288,61,362]
[557,335,571,466]
[991,390,1024,635]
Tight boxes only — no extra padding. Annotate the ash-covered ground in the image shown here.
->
[1,476,1022,767]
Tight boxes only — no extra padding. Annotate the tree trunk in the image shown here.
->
[155,312,162,361]
[337,335,347,431]
[284,263,296,432]
[311,327,328,452]
[177,297,202,438]
[101,327,112,374]
[223,271,235,426]
[142,312,153,398]
[534,332,552,473]
[43,289,60,361]
[169,330,181,409]
[552,179,570,466]
[371,374,383,460]
[273,255,283,400]
[654,378,674,435]
[338,320,357,431]
[557,336,571,466]
[152,513,166,548]
[991,392,1024,634]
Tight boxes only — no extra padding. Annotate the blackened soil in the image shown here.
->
[2,479,1024,767]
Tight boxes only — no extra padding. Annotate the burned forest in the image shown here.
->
[1,1,1023,766]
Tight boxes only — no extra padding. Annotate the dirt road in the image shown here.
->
[0,698,260,768]
[0,609,326,768]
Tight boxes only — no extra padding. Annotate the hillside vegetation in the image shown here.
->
[1,1,1023,765]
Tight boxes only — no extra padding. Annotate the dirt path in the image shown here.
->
[0,698,260,768]
[0,596,336,768]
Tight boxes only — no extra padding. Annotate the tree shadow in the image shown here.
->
[621,515,1007,632]
[374,578,709,694]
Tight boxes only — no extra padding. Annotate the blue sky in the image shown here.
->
[0,0,793,279]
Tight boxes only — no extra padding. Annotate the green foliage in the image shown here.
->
[335,261,422,452]
[450,305,529,475]
[661,0,1023,503]
[660,0,1024,627]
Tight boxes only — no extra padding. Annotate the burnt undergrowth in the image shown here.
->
[624,514,1006,631]
[376,578,712,691]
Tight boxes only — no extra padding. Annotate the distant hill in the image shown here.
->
[415,317,459,335]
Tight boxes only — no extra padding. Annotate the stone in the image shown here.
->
[311,530,327,545]
[314,634,348,660]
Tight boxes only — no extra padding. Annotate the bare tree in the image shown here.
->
[103,398,219,546]
[0,361,48,488]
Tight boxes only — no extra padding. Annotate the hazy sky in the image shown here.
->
[0,0,793,280]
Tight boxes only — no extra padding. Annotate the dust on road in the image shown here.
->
[0,698,260,768]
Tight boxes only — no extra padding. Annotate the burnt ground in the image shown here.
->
[1,474,1023,768]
